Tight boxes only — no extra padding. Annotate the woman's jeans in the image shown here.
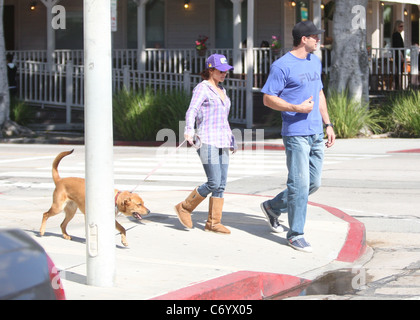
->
[197,144,229,198]
[267,133,324,240]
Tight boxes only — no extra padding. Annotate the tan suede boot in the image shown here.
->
[205,197,231,234]
[174,188,205,229]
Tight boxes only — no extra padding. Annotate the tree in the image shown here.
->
[329,0,369,104]
[0,0,33,138]
[0,0,10,132]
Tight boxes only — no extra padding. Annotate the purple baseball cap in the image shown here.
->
[206,54,234,72]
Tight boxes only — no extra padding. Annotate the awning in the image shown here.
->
[381,0,420,5]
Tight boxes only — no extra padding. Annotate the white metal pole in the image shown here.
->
[65,61,73,124]
[232,0,243,73]
[136,0,149,72]
[246,0,254,129]
[40,0,58,71]
[83,0,116,287]
[312,0,322,60]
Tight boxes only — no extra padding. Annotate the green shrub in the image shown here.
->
[10,98,34,126]
[391,90,420,137]
[369,95,395,134]
[112,88,191,141]
[327,91,382,138]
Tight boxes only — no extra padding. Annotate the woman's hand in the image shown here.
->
[184,133,194,145]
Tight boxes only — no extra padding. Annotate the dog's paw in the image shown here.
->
[62,234,72,241]
[121,237,129,247]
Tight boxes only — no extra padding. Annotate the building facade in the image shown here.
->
[3,0,419,127]
[4,0,419,52]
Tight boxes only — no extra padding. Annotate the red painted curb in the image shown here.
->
[308,201,367,263]
[34,138,286,150]
[113,141,285,151]
[387,148,420,154]
[239,143,285,151]
[151,271,310,300]
[150,196,366,300]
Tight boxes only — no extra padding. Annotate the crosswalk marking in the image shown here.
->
[1,171,226,183]
[0,180,192,192]
[0,149,390,192]
[0,155,56,164]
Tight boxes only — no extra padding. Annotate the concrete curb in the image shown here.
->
[308,202,367,263]
[151,272,309,300]
[387,148,420,153]
[151,199,367,300]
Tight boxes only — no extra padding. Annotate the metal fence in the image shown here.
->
[16,60,247,124]
[8,46,419,124]
[369,47,419,91]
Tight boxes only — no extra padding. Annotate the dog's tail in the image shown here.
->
[52,149,74,185]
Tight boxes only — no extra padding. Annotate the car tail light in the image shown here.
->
[46,255,66,300]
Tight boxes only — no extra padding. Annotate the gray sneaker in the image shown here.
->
[288,237,312,253]
[260,201,284,233]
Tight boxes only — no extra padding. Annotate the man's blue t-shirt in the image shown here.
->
[261,52,323,136]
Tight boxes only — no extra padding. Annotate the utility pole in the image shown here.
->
[83,0,116,287]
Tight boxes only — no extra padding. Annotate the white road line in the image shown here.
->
[0,180,194,191]
[0,152,389,192]
[1,171,243,182]
[0,156,55,164]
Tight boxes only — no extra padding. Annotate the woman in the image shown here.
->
[174,54,236,234]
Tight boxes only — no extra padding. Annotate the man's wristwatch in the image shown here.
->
[324,123,334,128]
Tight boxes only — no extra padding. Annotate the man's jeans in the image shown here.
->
[197,144,229,198]
[267,133,324,240]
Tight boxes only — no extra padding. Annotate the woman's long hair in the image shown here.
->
[200,68,215,80]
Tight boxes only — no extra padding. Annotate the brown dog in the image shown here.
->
[39,149,150,247]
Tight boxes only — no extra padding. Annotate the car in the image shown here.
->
[0,228,65,300]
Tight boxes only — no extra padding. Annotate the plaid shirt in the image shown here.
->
[185,81,236,149]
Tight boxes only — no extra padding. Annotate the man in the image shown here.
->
[391,21,404,90]
[260,21,335,253]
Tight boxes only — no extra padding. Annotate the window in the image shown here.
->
[127,0,165,49]
[55,11,83,49]
[146,0,165,48]
[4,5,15,50]
[215,0,247,48]
[127,1,137,49]
[383,4,393,48]
[411,5,419,45]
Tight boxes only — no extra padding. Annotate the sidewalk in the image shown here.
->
[31,190,367,300]
[0,130,375,300]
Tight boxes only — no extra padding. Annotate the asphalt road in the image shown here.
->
[287,138,420,299]
[0,138,419,299]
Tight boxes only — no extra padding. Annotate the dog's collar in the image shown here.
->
[115,191,122,205]
[115,191,122,214]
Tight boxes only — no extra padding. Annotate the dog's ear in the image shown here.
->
[123,198,131,207]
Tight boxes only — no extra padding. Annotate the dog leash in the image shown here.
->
[130,135,201,192]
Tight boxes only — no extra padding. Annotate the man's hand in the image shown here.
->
[325,126,336,148]
[294,96,314,113]
[263,94,314,114]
